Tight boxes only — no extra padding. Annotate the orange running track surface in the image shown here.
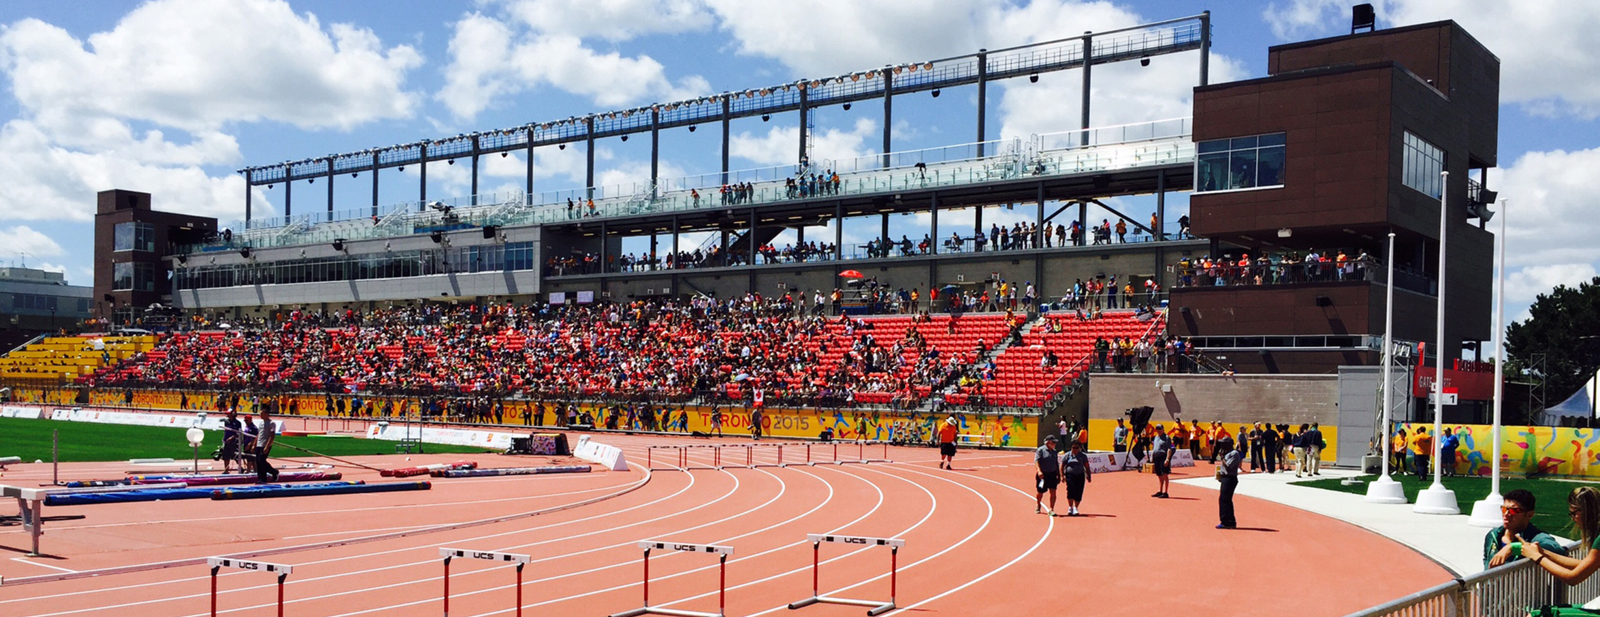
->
[0,433,1450,617]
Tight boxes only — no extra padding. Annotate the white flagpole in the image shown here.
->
[1469,199,1508,525]
[1368,231,1405,503]
[1417,171,1459,514]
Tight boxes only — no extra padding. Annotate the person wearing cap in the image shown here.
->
[1035,435,1061,515]
[1150,423,1173,498]
[1060,438,1092,516]
[938,416,959,470]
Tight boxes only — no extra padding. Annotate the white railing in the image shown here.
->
[1347,544,1600,617]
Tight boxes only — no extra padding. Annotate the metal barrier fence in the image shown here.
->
[1346,544,1599,617]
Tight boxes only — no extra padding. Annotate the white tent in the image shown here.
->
[1545,370,1599,419]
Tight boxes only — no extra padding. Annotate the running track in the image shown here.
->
[0,433,1451,616]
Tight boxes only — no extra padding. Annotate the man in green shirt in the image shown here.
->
[1485,489,1567,570]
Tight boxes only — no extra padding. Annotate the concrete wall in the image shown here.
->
[1086,373,1341,460]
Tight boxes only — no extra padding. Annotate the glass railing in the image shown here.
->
[181,117,1195,255]
[1171,256,1438,296]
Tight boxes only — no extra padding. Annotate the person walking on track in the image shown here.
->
[938,416,959,470]
[1217,438,1245,529]
[711,407,723,437]
[1061,438,1092,516]
[1034,435,1060,516]
[254,407,280,483]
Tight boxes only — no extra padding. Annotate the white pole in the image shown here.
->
[1368,232,1406,503]
[1468,199,1508,525]
[1417,171,1459,514]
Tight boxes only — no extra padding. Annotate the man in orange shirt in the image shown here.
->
[1209,421,1231,464]
[938,416,960,470]
[1411,426,1433,478]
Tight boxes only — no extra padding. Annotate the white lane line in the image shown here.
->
[447,461,913,617]
[4,443,671,611]
[154,445,761,617]
[0,480,629,537]
[11,558,79,574]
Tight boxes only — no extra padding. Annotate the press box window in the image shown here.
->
[1195,133,1286,193]
[113,222,155,252]
[1402,131,1445,199]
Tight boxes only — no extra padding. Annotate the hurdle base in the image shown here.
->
[788,595,895,616]
[610,607,723,617]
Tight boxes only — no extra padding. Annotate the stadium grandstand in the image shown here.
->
[8,9,1502,452]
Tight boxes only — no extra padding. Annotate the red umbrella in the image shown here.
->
[839,270,865,279]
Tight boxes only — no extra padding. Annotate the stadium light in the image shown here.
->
[1141,56,1151,66]
[762,115,771,122]
[843,103,851,111]
[447,159,454,165]
[1029,74,1039,83]
[932,89,940,98]
[689,126,697,132]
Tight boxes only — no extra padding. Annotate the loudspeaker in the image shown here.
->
[482,225,499,239]
[430,231,444,244]
[1315,295,1333,307]
[1351,3,1375,33]
[239,248,251,259]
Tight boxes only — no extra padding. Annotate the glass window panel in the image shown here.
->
[112,263,134,290]
[114,223,134,252]
[1256,146,1285,186]
[1229,136,1258,149]
[1197,153,1229,192]
[1197,139,1229,154]
[1229,150,1258,189]
[1258,133,1286,147]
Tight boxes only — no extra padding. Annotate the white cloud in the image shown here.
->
[438,12,710,120]
[1482,147,1600,319]
[0,225,64,257]
[0,0,423,225]
[502,0,713,41]
[1263,0,1600,119]
[0,0,423,134]
[729,118,878,168]
[996,53,1244,139]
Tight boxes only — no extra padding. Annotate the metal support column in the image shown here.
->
[835,202,844,261]
[881,213,890,250]
[1036,183,1046,293]
[650,109,660,198]
[1077,201,1087,246]
[976,49,988,158]
[1081,32,1093,144]
[285,172,292,218]
[470,135,480,206]
[586,116,596,200]
[649,234,658,270]
[371,152,380,218]
[671,215,681,295]
[721,97,732,185]
[882,67,894,169]
[326,159,334,217]
[1199,11,1211,86]
[930,193,939,255]
[526,137,535,200]
[750,209,759,264]
[419,142,428,204]
[798,85,809,165]
[600,221,608,273]
[975,204,983,249]
[1155,169,1167,286]
[244,170,252,224]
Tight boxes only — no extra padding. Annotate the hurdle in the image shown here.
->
[648,445,726,471]
[610,540,734,617]
[787,534,905,616]
[207,557,291,617]
[439,547,531,617]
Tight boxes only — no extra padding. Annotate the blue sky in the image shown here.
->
[0,0,1596,329]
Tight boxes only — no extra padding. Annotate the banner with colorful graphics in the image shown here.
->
[1395,422,1600,478]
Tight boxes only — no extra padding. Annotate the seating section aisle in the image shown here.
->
[0,335,156,382]
[804,313,1011,405]
[986,311,1166,407]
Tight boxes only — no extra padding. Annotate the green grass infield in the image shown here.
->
[0,417,495,463]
